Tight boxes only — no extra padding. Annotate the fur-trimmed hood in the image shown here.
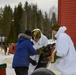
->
[18,33,32,40]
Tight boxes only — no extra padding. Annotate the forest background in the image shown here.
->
[0,1,57,45]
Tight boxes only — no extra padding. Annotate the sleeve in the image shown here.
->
[27,41,38,55]
[43,37,48,46]
[56,35,69,57]
[33,42,45,50]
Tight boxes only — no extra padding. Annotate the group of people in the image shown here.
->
[12,24,76,75]
[12,28,49,75]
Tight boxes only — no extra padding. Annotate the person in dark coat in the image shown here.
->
[12,30,38,75]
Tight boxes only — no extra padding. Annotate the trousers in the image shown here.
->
[14,67,28,75]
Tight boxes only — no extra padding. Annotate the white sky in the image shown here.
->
[0,0,58,13]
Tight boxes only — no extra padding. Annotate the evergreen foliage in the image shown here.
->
[0,1,57,44]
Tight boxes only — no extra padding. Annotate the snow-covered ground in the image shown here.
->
[0,51,15,75]
[48,39,56,44]
[0,48,61,75]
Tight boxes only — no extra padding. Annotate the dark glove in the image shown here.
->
[37,46,45,54]
[54,51,61,62]
[29,58,37,66]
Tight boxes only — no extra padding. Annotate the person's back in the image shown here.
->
[12,30,38,75]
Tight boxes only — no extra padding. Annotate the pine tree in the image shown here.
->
[2,5,12,37]
[13,3,23,42]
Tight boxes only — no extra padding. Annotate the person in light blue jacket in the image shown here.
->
[12,30,38,75]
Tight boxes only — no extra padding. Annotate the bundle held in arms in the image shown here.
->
[37,43,56,63]
[50,46,61,63]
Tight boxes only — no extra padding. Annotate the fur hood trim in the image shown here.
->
[18,33,32,39]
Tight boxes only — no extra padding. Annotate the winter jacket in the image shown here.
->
[28,29,48,75]
[12,33,38,68]
[51,26,76,75]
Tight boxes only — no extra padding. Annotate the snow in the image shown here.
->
[0,49,16,75]
[0,47,60,75]
[48,39,56,44]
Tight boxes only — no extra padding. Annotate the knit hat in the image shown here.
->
[52,24,60,31]
[32,30,41,39]
[31,68,55,75]
[25,30,32,36]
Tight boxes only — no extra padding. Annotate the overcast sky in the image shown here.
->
[0,0,58,13]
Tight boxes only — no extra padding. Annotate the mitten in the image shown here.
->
[29,58,37,66]
[37,46,45,54]
[50,50,61,63]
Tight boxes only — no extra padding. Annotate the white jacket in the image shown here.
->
[28,32,48,75]
[51,26,76,75]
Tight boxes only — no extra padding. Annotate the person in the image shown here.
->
[12,30,38,75]
[31,68,55,75]
[28,28,48,75]
[3,43,7,55]
[51,24,76,75]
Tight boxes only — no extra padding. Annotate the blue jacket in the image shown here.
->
[12,34,38,68]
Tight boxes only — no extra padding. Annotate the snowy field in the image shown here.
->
[0,47,61,75]
[0,50,16,75]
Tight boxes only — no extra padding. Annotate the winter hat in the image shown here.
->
[31,68,55,75]
[25,30,32,36]
[52,24,60,31]
[32,29,41,39]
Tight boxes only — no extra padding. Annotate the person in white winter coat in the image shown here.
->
[51,24,76,75]
[28,28,48,75]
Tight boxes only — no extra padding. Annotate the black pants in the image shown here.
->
[14,67,28,75]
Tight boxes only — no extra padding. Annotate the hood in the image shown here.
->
[32,28,43,36]
[55,26,67,38]
[17,37,26,42]
[18,33,32,42]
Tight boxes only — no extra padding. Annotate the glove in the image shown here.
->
[54,51,61,62]
[50,50,61,63]
[37,46,45,54]
[29,58,37,66]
